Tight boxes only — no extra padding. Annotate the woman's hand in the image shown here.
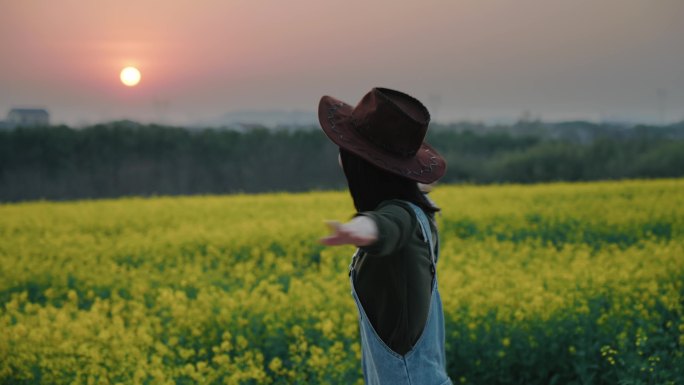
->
[320,216,378,246]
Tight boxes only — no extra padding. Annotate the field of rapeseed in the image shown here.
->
[1,179,683,385]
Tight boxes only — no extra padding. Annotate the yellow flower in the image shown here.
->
[1,179,682,383]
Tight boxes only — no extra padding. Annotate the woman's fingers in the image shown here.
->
[320,234,348,246]
[320,221,349,246]
[320,220,354,246]
[320,219,376,247]
[325,220,342,233]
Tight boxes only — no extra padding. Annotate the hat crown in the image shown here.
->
[351,88,430,158]
[317,87,446,183]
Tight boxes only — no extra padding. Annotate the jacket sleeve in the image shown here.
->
[357,201,417,257]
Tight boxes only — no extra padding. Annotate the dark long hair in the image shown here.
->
[339,148,439,214]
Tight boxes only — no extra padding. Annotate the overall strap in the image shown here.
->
[349,249,360,277]
[404,202,437,268]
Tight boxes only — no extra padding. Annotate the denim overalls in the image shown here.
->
[349,202,452,385]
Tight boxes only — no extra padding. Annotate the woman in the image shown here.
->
[318,87,452,385]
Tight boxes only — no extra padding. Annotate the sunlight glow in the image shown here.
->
[120,67,141,87]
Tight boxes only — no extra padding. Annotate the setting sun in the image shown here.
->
[120,66,141,87]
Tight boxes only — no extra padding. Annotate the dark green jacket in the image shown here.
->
[354,199,437,355]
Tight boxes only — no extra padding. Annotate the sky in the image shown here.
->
[1,0,683,126]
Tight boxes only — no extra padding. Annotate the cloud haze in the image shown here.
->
[1,0,683,125]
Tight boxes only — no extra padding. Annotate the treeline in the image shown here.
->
[1,120,683,202]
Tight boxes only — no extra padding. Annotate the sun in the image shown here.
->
[120,66,141,87]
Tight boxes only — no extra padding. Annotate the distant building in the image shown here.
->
[6,108,50,127]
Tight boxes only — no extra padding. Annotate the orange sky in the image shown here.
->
[1,0,683,126]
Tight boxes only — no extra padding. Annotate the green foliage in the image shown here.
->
[1,121,684,201]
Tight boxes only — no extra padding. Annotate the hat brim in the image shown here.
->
[318,95,446,184]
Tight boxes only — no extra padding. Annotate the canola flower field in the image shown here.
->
[1,179,683,385]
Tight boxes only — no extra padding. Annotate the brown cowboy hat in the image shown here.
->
[318,87,446,184]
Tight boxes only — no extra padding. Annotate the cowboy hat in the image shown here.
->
[318,87,446,184]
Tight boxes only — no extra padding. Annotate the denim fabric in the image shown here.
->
[349,202,452,385]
